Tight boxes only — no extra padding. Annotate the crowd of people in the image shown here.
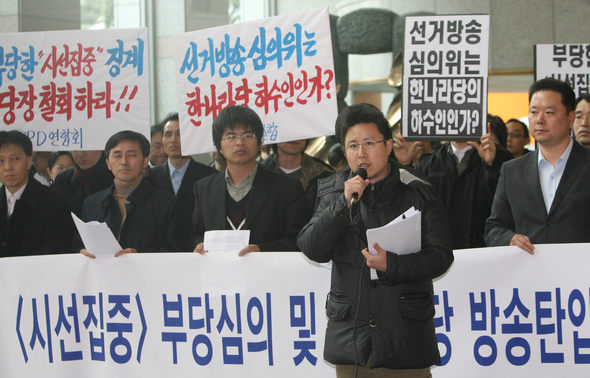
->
[1,77,590,376]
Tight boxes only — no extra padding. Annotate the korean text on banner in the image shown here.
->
[402,15,489,141]
[0,28,149,151]
[173,7,337,155]
[0,252,333,378]
[535,43,590,98]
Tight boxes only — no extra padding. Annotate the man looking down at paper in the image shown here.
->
[192,105,309,256]
[79,131,189,258]
[297,103,453,377]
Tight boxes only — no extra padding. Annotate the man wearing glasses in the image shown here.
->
[297,103,453,377]
[192,105,309,256]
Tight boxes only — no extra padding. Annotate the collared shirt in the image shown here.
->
[450,143,473,164]
[225,164,257,202]
[5,182,27,218]
[538,137,574,213]
[168,159,190,195]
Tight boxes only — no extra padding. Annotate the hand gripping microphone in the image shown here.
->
[350,167,368,207]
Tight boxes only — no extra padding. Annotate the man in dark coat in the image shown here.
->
[150,112,216,223]
[0,131,73,257]
[192,105,309,255]
[297,104,453,376]
[79,131,189,257]
[53,150,113,217]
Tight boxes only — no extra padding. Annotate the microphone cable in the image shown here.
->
[349,200,367,378]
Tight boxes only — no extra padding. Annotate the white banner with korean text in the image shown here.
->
[402,15,489,141]
[173,8,337,155]
[0,253,333,378]
[0,28,150,151]
[535,43,590,98]
[2,245,590,377]
[432,244,590,377]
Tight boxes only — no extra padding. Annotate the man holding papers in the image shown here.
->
[297,104,453,377]
[79,131,189,257]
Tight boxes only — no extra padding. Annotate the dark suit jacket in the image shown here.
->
[151,159,216,213]
[0,179,74,257]
[485,141,590,246]
[192,165,310,251]
[81,179,190,252]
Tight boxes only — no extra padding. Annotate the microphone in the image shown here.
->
[350,167,368,207]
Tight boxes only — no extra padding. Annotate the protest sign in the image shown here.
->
[174,8,337,155]
[402,15,489,141]
[535,43,590,97]
[0,28,149,150]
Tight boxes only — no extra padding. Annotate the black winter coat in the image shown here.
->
[297,162,453,369]
[0,179,74,257]
[416,143,511,249]
[80,179,190,252]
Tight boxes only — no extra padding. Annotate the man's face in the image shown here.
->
[219,125,259,166]
[106,140,148,183]
[573,99,590,147]
[150,131,167,165]
[344,123,392,183]
[529,90,575,148]
[277,140,307,156]
[506,121,529,156]
[163,120,183,159]
[71,150,103,170]
[0,144,32,193]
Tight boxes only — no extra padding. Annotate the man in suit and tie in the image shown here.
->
[150,112,216,219]
[0,130,73,257]
[485,78,590,253]
[192,105,309,256]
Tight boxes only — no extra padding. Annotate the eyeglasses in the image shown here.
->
[222,133,257,143]
[345,139,385,152]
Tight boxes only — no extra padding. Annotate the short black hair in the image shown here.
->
[150,122,164,137]
[506,118,530,140]
[48,151,74,169]
[529,78,576,113]
[104,130,150,158]
[328,143,345,167]
[0,130,33,156]
[335,103,392,146]
[576,94,590,107]
[487,114,507,148]
[161,112,179,126]
[211,105,263,152]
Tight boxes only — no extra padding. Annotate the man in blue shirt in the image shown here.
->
[485,78,590,253]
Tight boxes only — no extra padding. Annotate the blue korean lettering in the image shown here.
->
[162,294,187,364]
[535,289,565,363]
[82,293,106,361]
[54,294,83,361]
[290,293,316,366]
[105,38,144,78]
[434,291,454,366]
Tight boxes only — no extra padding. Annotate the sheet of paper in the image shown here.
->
[72,213,121,258]
[366,207,421,280]
[204,230,250,255]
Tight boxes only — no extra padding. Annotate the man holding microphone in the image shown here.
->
[297,103,453,377]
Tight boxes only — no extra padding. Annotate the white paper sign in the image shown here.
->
[204,230,250,254]
[72,212,121,257]
[0,28,150,150]
[173,8,337,155]
[535,43,590,97]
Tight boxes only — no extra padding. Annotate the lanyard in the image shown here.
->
[227,216,246,231]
